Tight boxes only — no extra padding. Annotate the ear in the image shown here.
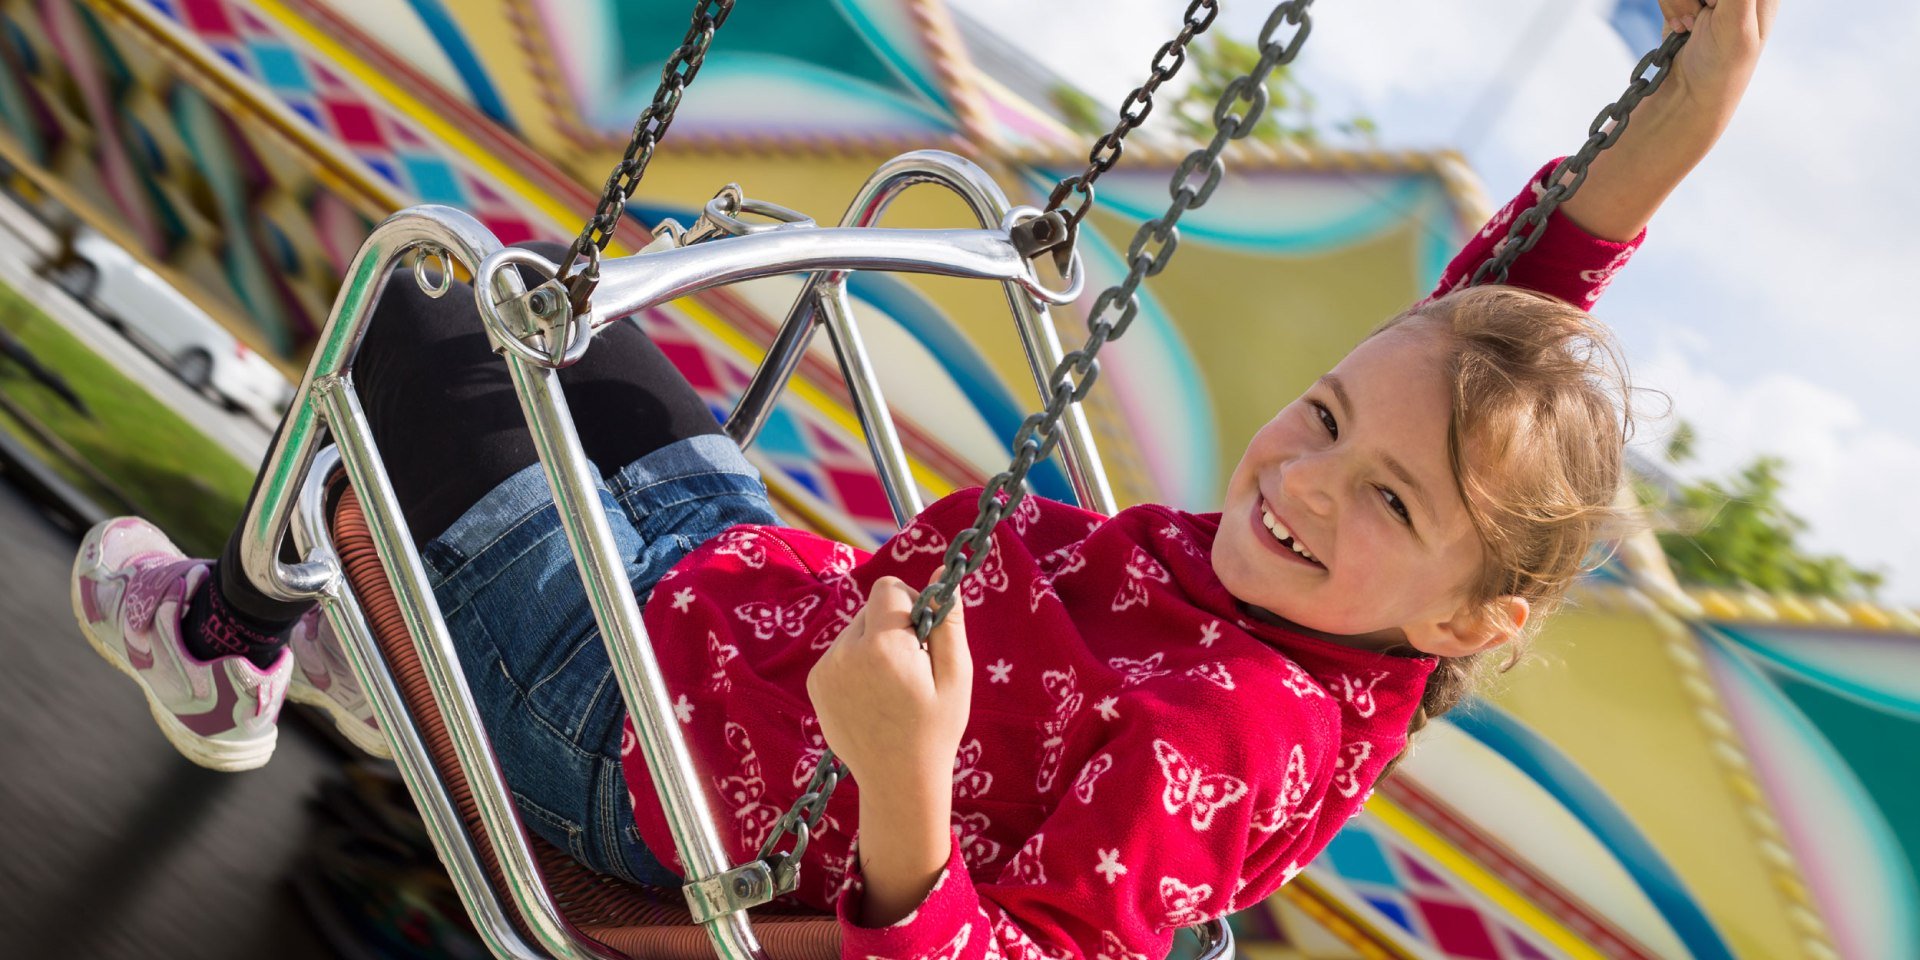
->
[1406,596,1529,658]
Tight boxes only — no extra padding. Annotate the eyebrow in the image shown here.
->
[1318,374,1433,519]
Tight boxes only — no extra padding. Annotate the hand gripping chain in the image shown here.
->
[1470,30,1689,287]
[756,0,1321,895]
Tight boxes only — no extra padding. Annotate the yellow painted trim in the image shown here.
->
[246,0,584,241]
[1368,796,1608,960]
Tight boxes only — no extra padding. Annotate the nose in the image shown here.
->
[1279,449,1339,517]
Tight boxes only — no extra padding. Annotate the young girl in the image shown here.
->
[71,1,1772,957]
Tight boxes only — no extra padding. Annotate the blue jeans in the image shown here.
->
[420,434,779,886]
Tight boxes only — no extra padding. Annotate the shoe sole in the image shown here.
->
[287,676,393,760]
[70,529,276,773]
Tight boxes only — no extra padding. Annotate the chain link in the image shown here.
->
[1041,0,1221,231]
[1470,30,1687,287]
[557,0,734,317]
[753,0,1317,893]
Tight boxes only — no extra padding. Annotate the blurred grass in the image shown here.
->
[0,279,249,555]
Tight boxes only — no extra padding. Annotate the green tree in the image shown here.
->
[1171,35,1377,147]
[1642,423,1884,599]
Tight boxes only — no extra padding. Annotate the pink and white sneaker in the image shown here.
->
[286,609,390,759]
[70,517,291,772]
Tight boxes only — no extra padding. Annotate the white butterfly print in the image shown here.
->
[888,520,948,562]
[1108,652,1170,687]
[1153,739,1249,831]
[1157,521,1203,559]
[708,631,739,692]
[1159,875,1215,927]
[1185,661,1235,691]
[817,542,858,585]
[1331,741,1374,798]
[713,529,768,569]
[1332,670,1391,718]
[877,925,969,960]
[820,848,860,906]
[962,543,1009,608]
[733,594,821,641]
[1010,492,1043,535]
[807,586,862,651]
[1035,735,1066,794]
[1029,576,1058,613]
[1111,547,1172,612]
[1036,540,1086,580]
[713,723,781,852]
[619,725,637,759]
[1253,744,1318,837]
[1072,753,1113,804]
[1278,658,1327,700]
[1578,245,1634,305]
[1097,931,1147,960]
[991,911,1071,960]
[1040,668,1082,736]
[792,715,830,788]
[952,739,994,798]
[951,810,1002,867]
[1005,834,1047,886]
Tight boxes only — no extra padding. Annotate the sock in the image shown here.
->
[181,567,303,669]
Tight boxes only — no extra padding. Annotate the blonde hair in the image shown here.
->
[1376,285,1635,777]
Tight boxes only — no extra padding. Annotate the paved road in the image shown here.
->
[0,481,343,958]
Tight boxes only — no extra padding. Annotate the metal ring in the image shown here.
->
[474,247,594,369]
[414,246,453,298]
[702,187,815,236]
[1001,206,1086,306]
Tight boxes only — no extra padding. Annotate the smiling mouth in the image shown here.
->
[1257,498,1325,569]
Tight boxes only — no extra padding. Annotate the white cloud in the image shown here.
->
[1637,336,1920,603]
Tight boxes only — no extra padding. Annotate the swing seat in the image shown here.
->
[328,475,843,960]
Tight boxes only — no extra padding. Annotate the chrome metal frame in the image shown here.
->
[245,151,1228,960]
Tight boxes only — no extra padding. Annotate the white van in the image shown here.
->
[47,229,293,424]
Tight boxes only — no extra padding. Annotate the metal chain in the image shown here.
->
[1042,0,1221,230]
[557,0,734,317]
[1470,30,1687,287]
[754,0,1319,890]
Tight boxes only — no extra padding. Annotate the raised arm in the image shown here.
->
[1428,0,1776,308]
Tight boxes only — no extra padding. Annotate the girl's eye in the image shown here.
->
[1379,487,1412,526]
[1311,401,1338,440]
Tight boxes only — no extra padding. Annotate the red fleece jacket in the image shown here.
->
[619,158,1641,960]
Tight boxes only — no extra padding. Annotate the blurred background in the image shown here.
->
[0,0,1912,957]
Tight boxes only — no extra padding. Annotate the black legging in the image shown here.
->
[213,241,723,624]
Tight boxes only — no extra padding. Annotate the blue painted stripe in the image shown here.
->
[404,0,511,127]
[1450,704,1735,960]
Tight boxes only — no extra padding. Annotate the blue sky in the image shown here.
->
[957,0,1920,603]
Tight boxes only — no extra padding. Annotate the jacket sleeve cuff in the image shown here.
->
[836,834,984,959]
[1428,157,1646,310]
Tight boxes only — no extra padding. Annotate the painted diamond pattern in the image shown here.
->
[1317,817,1563,959]
[152,0,541,246]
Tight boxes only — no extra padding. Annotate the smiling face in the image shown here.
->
[1213,319,1492,653]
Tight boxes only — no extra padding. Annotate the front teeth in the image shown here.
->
[1260,504,1319,563]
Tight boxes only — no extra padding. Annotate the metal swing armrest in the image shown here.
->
[245,150,1226,959]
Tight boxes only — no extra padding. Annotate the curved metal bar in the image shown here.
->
[288,448,549,960]
[497,345,768,960]
[317,378,621,960]
[586,225,1073,334]
[816,278,923,525]
[725,149,1116,517]
[242,205,622,960]
[235,205,504,604]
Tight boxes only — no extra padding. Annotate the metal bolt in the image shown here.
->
[732,876,756,898]
[527,287,563,318]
